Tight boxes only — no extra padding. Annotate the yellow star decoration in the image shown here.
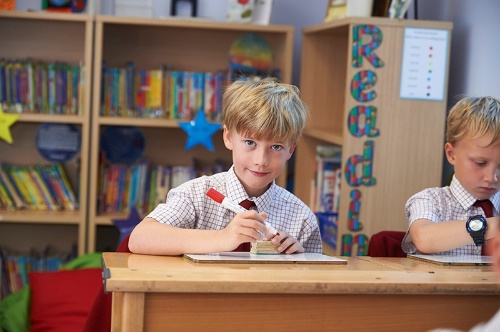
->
[0,107,20,144]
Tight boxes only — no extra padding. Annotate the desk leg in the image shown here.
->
[111,292,145,332]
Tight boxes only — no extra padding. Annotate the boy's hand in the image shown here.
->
[265,231,304,254]
[220,211,268,251]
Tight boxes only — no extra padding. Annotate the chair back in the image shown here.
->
[367,231,406,257]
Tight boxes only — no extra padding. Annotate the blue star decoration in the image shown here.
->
[178,109,222,152]
[112,207,142,246]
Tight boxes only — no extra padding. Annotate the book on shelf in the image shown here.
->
[154,165,171,208]
[0,246,75,300]
[310,145,341,250]
[0,58,85,115]
[100,63,189,119]
[0,167,25,210]
[311,145,342,214]
[3,165,37,211]
[0,163,78,212]
[316,212,338,250]
[99,61,281,121]
[19,166,49,211]
[47,163,78,210]
[97,158,230,214]
[170,165,195,190]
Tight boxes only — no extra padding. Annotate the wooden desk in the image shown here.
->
[102,253,500,332]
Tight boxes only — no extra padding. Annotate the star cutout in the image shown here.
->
[179,109,222,151]
[112,207,142,245]
[0,107,20,144]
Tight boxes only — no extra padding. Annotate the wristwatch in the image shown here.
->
[466,215,488,246]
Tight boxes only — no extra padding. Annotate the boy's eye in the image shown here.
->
[475,161,486,167]
[245,140,255,147]
[271,145,283,151]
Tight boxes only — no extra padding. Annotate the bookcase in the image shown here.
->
[0,11,93,256]
[87,15,294,252]
[294,17,453,256]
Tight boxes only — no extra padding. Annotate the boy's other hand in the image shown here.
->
[267,231,304,254]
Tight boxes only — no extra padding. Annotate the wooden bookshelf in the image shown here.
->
[0,11,93,256]
[295,17,453,256]
[87,15,294,252]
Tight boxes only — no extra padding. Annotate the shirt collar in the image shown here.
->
[225,165,275,211]
[450,175,477,210]
[450,174,500,214]
[490,192,500,215]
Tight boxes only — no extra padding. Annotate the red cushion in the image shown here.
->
[29,268,102,332]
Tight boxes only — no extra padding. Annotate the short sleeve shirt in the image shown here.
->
[147,166,323,253]
[402,175,500,256]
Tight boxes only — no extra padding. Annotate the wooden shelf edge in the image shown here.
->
[0,210,82,224]
[95,14,294,33]
[304,17,453,34]
[97,116,222,128]
[0,10,92,22]
[94,212,146,226]
[16,113,86,124]
[303,128,343,145]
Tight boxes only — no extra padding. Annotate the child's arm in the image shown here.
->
[128,211,269,255]
[409,216,499,253]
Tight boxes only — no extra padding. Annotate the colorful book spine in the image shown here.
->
[20,166,49,211]
[313,145,342,213]
[6,166,37,210]
[0,165,26,209]
[36,164,63,210]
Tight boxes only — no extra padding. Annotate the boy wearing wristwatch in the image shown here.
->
[402,96,500,256]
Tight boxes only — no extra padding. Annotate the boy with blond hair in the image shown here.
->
[129,78,322,255]
[403,96,500,255]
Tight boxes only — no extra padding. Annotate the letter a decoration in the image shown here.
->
[179,109,222,151]
[0,106,20,144]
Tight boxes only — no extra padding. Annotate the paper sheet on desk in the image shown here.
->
[408,254,491,266]
[184,252,347,264]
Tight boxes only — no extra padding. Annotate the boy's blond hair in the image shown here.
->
[446,96,500,146]
[222,78,308,145]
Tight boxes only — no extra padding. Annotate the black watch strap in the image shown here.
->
[470,231,486,246]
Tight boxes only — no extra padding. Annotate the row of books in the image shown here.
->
[310,145,342,214]
[99,62,281,121]
[312,145,342,250]
[100,63,227,121]
[97,159,228,214]
[0,247,75,299]
[0,163,78,211]
[0,58,85,115]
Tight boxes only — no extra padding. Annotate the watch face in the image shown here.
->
[469,219,483,231]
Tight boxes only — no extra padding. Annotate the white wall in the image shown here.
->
[407,0,500,183]
[409,0,500,101]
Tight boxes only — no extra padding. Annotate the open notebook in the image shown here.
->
[408,254,491,266]
[184,252,347,264]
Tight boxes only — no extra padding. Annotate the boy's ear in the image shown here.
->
[223,126,233,150]
[286,143,297,161]
[444,142,456,165]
